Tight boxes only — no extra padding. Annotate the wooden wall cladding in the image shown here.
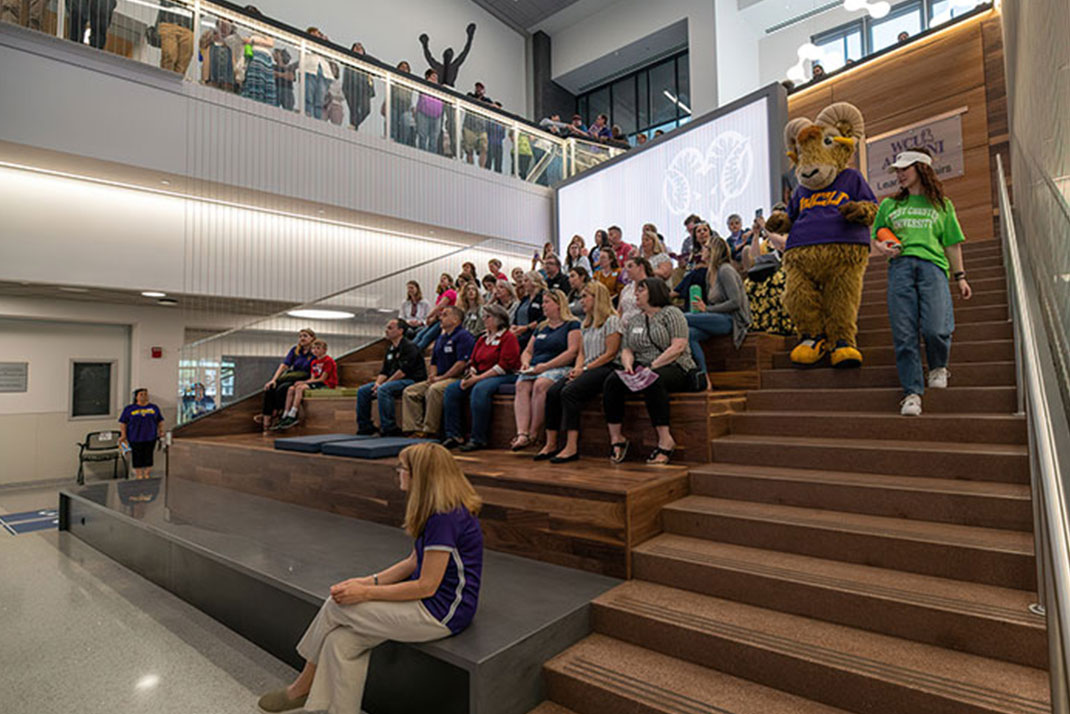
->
[788,11,1008,242]
[168,435,690,578]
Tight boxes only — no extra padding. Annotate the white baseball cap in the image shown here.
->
[889,150,934,170]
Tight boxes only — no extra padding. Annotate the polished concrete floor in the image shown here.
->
[0,483,296,714]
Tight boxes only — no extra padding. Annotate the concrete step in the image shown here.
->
[591,581,1049,714]
[632,534,1046,668]
[710,434,1029,482]
[661,496,1035,589]
[689,462,1032,529]
[856,303,1008,331]
[744,385,1019,413]
[760,361,1016,389]
[857,319,1012,346]
[544,633,853,714]
[770,339,1014,368]
[857,289,1007,315]
[729,409,1026,445]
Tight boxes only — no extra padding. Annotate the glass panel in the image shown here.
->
[846,31,863,62]
[676,54,691,119]
[637,71,649,131]
[482,113,512,175]
[816,35,847,72]
[649,59,677,126]
[517,131,564,186]
[1,0,56,33]
[930,0,983,26]
[871,4,923,52]
[413,84,452,157]
[611,76,637,136]
[72,362,112,418]
[337,60,386,134]
[587,86,609,131]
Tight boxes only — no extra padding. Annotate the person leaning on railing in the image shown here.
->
[535,282,622,464]
[257,443,483,714]
[441,304,520,452]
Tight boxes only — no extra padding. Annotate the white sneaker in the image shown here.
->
[928,367,950,389]
[900,394,923,416]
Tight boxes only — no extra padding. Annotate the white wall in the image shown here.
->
[251,0,528,115]
[0,317,134,485]
[715,0,761,106]
[758,5,860,87]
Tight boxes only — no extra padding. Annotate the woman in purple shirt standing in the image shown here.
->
[257,443,484,714]
[416,68,445,154]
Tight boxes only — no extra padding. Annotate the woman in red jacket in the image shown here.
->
[441,304,521,452]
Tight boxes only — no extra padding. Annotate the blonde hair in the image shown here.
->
[705,237,732,296]
[494,279,517,305]
[539,289,576,328]
[295,328,317,353]
[641,229,666,256]
[399,443,482,537]
[524,270,548,292]
[582,281,614,329]
[459,282,483,311]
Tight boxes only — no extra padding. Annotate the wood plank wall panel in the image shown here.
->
[788,11,1008,242]
[981,15,1011,230]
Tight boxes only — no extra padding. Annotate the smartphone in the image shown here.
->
[755,208,763,218]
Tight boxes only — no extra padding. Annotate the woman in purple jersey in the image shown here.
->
[257,443,484,714]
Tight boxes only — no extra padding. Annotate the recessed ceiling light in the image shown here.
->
[287,309,355,320]
[141,291,167,298]
[157,298,179,306]
[59,286,89,293]
[160,179,171,186]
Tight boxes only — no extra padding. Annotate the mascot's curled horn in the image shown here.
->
[765,102,878,368]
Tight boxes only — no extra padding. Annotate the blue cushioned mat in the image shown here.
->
[274,433,371,453]
[320,437,436,459]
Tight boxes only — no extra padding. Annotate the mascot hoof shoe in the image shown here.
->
[830,341,863,369]
[790,336,828,367]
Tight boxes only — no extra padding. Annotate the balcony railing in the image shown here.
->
[1,0,626,186]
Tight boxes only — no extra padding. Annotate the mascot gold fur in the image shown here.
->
[765,102,877,368]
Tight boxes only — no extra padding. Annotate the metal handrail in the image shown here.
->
[996,153,1070,712]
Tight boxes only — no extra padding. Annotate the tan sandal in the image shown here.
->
[257,689,307,713]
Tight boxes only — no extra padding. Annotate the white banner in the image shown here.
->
[866,110,966,197]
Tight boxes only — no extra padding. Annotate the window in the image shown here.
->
[576,50,689,143]
[813,23,864,72]
[871,1,923,52]
[71,360,115,419]
[930,0,983,26]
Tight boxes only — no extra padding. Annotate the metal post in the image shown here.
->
[297,40,307,120]
[56,0,66,40]
[185,0,202,83]
[454,104,462,160]
[511,125,518,178]
[384,76,392,141]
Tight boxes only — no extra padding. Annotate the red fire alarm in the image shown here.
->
[151,347,163,359]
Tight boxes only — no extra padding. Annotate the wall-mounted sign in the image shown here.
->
[0,362,29,393]
[866,107,967,197]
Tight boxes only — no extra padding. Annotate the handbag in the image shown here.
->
[644,314,707,392]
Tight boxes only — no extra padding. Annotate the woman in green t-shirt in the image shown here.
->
[872,149,973,416]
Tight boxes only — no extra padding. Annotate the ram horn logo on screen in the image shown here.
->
[662,131,754,228]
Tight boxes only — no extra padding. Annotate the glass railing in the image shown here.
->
[0,0,628,186]
[176,236,536,424]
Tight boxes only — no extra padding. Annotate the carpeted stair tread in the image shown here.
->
[591,580,1050,714]
[663,495,1034,559]
[545,633,854,714]
[856,303,1008,330]
[728,409,1026,444]
[857,319,1012,346]
[744,385,1018,413]
[759,361,1016,389]
[771,338,1014,368]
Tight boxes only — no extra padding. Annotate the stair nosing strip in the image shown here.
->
[667,504,1033,554]
[641,544,1042,625]
[563,657,738,714]
[608,597,1048,713]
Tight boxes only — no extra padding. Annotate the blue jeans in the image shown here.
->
[443,374,516,445]
[413,322,441,351]
[356,379,414,432]
[416,112,443,153]
[887,256,955,396]
[304,70,327,120]
[685,312,733,374]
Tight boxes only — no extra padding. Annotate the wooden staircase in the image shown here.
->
[528,240,1053,714]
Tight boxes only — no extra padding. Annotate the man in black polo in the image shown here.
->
[355,319,428,436]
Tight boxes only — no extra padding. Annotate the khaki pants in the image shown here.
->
[297,597,451,714]
[401,378,456,434]
[159,22,193,74]
[2,0,44,29]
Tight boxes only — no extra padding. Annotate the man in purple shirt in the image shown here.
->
[402,307,475,437]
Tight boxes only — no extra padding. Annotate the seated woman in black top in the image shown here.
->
[256,328,316,433]
[602,278,695,465]
[510,289,581,451]
[510,270,547,351]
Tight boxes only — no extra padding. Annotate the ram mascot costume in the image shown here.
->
[765,102,877,368]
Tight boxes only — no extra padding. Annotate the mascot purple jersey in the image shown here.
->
[786,168,877,250]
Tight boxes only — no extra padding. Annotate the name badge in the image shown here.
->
[536,333,547,340]
[631,327,645,335]
[444,345,453,353]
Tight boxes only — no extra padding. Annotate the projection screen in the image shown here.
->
[555,84,788,253]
